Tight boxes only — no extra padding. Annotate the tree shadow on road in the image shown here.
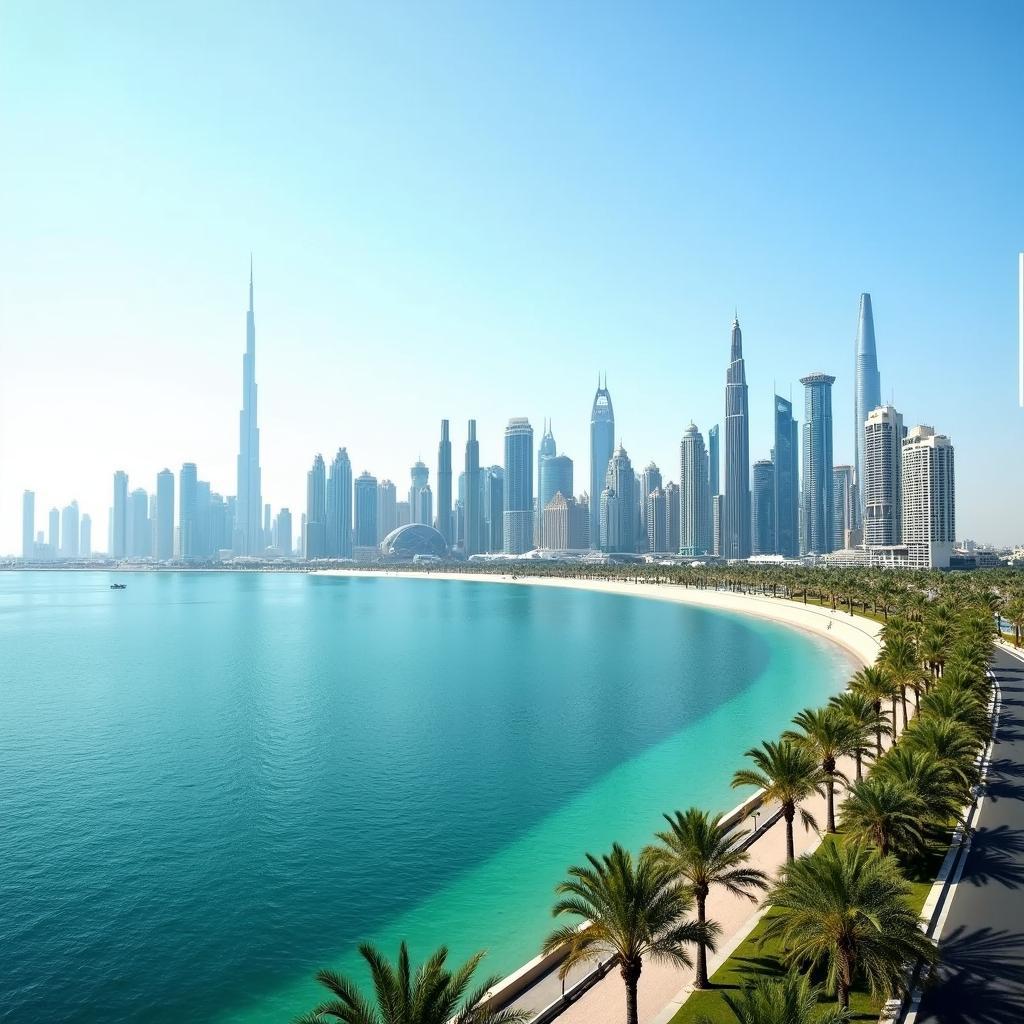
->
[960,825,1024,889]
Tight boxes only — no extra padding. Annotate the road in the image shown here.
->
[914,644,1024,1024]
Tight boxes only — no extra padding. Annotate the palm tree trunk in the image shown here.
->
[784,804,796,862]
[621,961,642,1024]
[891,698,898,739]
[855,749,862,781]
[826,774,836,833]
[901,690,909,729]
[874,703,883,759]
[695,895,709,988]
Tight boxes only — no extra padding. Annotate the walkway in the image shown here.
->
[912,645,1024,1023]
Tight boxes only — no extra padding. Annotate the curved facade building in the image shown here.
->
[379,524,450,560]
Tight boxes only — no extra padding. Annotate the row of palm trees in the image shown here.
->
[295,574,999,1024]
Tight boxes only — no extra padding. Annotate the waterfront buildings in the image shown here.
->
[800,372,836,555]
[274,508,293,555]
[112,470,128,558]
[377,480,397,540]
[679,423,710,556]
[464,420,481,555]
[854,293,881,527]
[437,421,452,546]
[128,489,149,557]
[542,491,572,550]
[305,454,326,558]
[707,424,721,556]
[902,426,956,569]
[503,418,534,554]
[832,465,856,550]
[80,514,91,557]
[235,262,263,556]
[408,461,431,527]
[327,448,353,558]
[22,490,34,559]
[483,466,504,552]
[156,469,175,560]
[864,405,905,546]
[354,472,379,547]
[751,460,775,556]
[723,318,751,559]
[59,501,79,558]
[665,481,680,553]
[773,395,800,557]
[640,462,662,552]
[178,464,198,560]
[589,378,614,549]
[48,508,59,552]
[646,486,668,552]
[600,443,637,552]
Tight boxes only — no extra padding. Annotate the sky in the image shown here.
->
[1,1,1023,553]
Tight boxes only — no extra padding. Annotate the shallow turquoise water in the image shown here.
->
[0,571,853,1023]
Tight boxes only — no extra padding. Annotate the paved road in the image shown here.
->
[915,645,1024,1024]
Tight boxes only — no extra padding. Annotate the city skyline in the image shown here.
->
[3,5,1023,551]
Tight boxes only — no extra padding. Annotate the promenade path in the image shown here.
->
[912,644,1024,1024]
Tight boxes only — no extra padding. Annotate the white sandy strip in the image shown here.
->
[317,569,884,1023]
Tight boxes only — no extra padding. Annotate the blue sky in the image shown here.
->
[1,1,1022,550]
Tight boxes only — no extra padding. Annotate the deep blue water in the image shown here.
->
[0,571,853,1023]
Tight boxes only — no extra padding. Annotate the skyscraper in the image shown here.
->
[832,465,856,549]
[640,462,662,552]
[156,469,175,560]
[178,463,198,560]
[306,454,326,559]
[901,426,956,569]
[354,472,379,547]
[235,261,263,555]
[536,420,557,547]
[646,487,668,553]
[854,293,881,527]
[465,420,481,555]
[589,377,614,549]
[864,405,905,547]
[80,514,91,557]
[679,423,710,556]
[48,508,60,553]
[22,490,34,560]
[128,489,149,557]
[409,461,430,525]
[772,395,799,558]
[800,372,836,555]
[723,318,751,559]
[600,443,636,552]
[60,501,80,558]
[377,479,397,539]
[664,481,680,554]
[707,424,720,555]
[437,420,452,545]
[112,470,128,558]
[751,461,776,555]
[327,448,353,558]
[503,418,534,554]
[483,466,504,552]
[274,508,293,555]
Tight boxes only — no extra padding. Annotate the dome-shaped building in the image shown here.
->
[379,524,449,561]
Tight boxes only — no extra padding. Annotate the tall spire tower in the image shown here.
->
[853,293,881,527]
[723,316,751,559]
[235,259,263,555]
[589,377,614,549]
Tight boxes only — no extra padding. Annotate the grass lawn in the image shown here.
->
[668,833,947,1024]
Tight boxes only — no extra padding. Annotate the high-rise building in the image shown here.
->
[773,395,799,557]
[235,261,263,555]
[535,420,558,547]
[437,420,452,545]
[409,461,430,525]
[901,426,955,569]
[128,489,149,557]
[503,418,534,554]
[465,420,481,555]
[305,454,327,559]
[664,481,680,553]
[483,466,504,552]
[543,492,572,550]
[327,448,353,558]
[396,501,411,528]
[600,443,636,552]
[751,460,776,555]
[589,377,614,549]
[639,462,662,552]
[22,490,34,560]
[541,455,573,525]
[178,464,198,560]
[832,465,856,549]
[48,507,60,553]
[680,423,710,556]
[156,469,175,560]
[354,472,379,547]
[854,293,881,527]
[274,508,293,555]
[863,405,905,547]
[80,513,91,557]
[646,487,668,552]
[707,424,721,555]
[415,484,433,529]
[112,470,128,558]
[723,318,751,559]
[60,501,80,558]
[800,372,836,555]
[377,479,397,539]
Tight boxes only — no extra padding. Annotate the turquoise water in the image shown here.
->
[0,571,854,1023]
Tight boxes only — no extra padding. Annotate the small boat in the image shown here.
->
[110,583,127,590]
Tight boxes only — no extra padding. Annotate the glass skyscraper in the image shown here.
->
[751,460,776,556]
[589,377,614,549]
[503,418,534,554]
[305,454,326,559]
[679,424,710,556]
[723,318,750,559]
[327,448,353,558]
[436,420,452,545]
[235,261,263,555]
[854,293,881,527]
[800,373,836,555]
[772,395,799,557]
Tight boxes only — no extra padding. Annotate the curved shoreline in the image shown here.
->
[315,569,882,668]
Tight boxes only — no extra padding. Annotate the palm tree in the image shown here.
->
[649,808,768,988]
[902,718,980,791]
[881,634,918,728]
[543,843,714,1024]
[1004,596,1024,648]
[828,690,889,782]
[294,942,531,1024]
[850,666,894,758]
[696,971,852,1024]
[920,686,990,743]
[875,745,963,827]
[732,740,826,862]
[838,777,925,858]
[785,707,857,833]
[760,841,937,1008]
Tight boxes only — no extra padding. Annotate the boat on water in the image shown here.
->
[110,583,127,590]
